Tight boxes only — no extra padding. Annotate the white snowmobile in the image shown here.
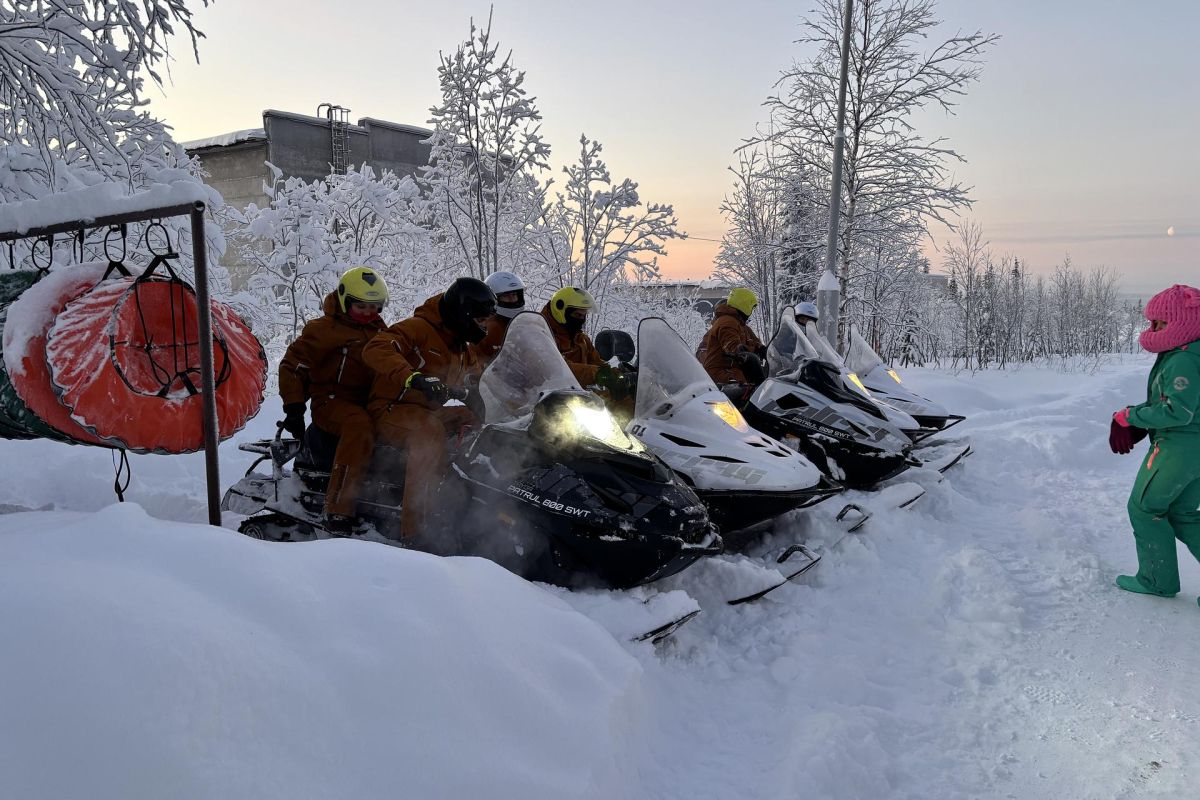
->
[840,322,966,441]
[741,315,917,489]
[800,320,924,437]
[223,312,722,595]
[622,318,839,538]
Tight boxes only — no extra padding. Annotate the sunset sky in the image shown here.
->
[151,0,1197,295]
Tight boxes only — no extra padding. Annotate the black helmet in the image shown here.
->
[439,277,497,344]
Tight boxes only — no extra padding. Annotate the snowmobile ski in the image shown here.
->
[834,481,928,533]
[725,544,823,605]
[633,608,702,644]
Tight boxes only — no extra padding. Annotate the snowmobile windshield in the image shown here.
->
[766,316,822,377]
[479,312,583,424]
[634,317,720,419]
[843,324,887,376]
[802,321,846,368]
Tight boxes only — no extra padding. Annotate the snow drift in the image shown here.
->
[0,504,642,800]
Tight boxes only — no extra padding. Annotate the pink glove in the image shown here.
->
[1113,408,1131,428]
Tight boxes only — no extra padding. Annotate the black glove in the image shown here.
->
[407,372,449,404]
[1108,420,1148,455]
[594,364,632,402]
[281,402,306,440]
[732,350,767,384]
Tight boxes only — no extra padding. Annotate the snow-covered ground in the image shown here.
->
[1,357,1197,799]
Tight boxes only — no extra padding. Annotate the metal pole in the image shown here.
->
[189,202,222,526]
[818,0,854,347]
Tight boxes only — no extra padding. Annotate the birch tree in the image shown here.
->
[760,0,998,340]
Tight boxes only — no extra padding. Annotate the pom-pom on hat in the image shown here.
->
[1139,284,1200,353]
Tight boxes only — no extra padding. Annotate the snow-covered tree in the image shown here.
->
[758,0,998,340]
[235,165,431,363]
[550,134,684,331]
[0,1,227,291]
[714,148,824,340]
[421,10,552,281]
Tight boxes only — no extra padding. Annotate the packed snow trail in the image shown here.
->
[624,358,1199,799]
[0,358,1197,799]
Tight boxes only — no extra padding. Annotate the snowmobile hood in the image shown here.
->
[630,317,823,493]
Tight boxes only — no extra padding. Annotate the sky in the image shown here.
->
[149,0,1198,295]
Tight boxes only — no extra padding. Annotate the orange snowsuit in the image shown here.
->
[699,304,765,385]
[278,293,385,516]
[362,294,481,540]
[478,313,512,364]
[540,303,606,387]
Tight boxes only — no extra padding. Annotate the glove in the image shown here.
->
[594,364,632,402]
[406,372,449,404]
[281,402,306,440]
[1109,418,1148,455]
[1112,408,1131,427]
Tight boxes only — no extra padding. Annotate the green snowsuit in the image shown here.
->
[1125,339,1200,595]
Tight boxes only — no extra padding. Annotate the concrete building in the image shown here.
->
[182,107,432,284]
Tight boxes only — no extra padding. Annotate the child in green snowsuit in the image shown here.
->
[1111,284,1200,601]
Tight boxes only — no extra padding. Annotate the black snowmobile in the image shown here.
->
[739,316,916,489]
[223,312,721,590]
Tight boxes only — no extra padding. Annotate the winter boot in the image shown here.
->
[1116,574,1177,598]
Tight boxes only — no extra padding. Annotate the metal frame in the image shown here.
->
[0,201,222,525]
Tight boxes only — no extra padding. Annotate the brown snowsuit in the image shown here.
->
[478,313,512,364]
[278,293,385,516]
[362,294,481,540]
[699,304,765,385]
[540,303,606,387]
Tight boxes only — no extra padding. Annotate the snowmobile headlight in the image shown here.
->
[567,399,646,453]
[886,368,903,385]
[847,372,872,397]
[707,400,749,432]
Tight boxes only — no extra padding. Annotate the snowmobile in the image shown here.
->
[616,318,840,538]
[799,320,924,437]
[223,312,722,592]
[840,322,965,441]
[740,315,917,490]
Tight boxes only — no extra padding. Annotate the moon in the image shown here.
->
[1167,226,1175,236]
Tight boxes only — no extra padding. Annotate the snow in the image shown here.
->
[0,504,640,799]
[180,128,267,151]
[0,170,211,236]
[1,357,1199,798]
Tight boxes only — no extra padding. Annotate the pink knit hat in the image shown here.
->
[1140,284,1200,353]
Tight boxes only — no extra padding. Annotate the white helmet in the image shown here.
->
[484,271,526,318]
[795,301,819,321]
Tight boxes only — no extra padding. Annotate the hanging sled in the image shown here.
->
[2,263,115,446]
[42,250,266,454]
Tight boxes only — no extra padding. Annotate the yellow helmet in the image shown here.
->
[550,286,596,325]
[727,287,758,318]
[337,266,389,312]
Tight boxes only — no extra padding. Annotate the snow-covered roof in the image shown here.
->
[356,117,433,138]
[0,174,212,236]
[263,109,368,133]
[180,128,267,151]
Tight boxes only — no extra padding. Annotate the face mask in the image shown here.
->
[564,313,587,334]
[349,307,380,324]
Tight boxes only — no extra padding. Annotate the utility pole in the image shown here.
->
[817,0,854,347]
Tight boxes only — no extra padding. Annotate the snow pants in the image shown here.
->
[1126,439,1200,595]
[312,398,375,517]
[373,404,475,541]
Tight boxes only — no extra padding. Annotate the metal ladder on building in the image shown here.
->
[317,103,351,175]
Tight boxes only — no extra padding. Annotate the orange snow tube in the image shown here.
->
[3,263,113,446]
[45,269,266,454]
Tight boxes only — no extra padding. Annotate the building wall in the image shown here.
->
[185,110,434,289]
